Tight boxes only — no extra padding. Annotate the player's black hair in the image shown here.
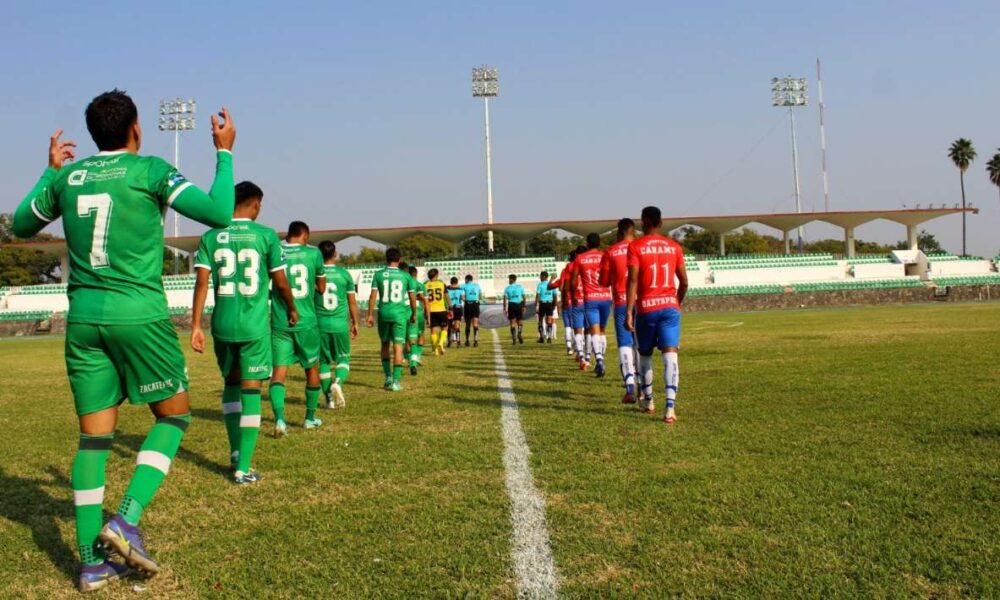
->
[586,232,601,249]
[235,181,264,207]
[85,89,138,151]
[398,261,409,271]
[385,247,402,264]
[450,277,459,284]
[287,221,310,238]
[641,206,662,227]
[319,240,337,260]
[617,218,635,235]
[567,250,577,262]
[427,268,439,279]
[465,274,473,282]
[540,271,549,279]
[509,274,517,282]
[575,245,587,255]
[409,266,418,276]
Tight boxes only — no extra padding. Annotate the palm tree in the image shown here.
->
[987,150,1000,205]
[948,138,977,256]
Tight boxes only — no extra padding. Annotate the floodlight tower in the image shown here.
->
[472,66,499,253]
[158,98,196,274]
[771,77,808,253]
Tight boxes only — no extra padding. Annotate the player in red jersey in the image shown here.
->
[599,218,638,403]
[625,206,688,423]
[567,245,589,368]
[572,233,614,378]
[549,251,577,355]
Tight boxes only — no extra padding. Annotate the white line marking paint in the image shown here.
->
[491,329,560,598]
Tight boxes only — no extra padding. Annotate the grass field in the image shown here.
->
[0,302,999,598]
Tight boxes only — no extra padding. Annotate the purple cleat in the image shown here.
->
[98,514,160,575]
[78,561,129,593]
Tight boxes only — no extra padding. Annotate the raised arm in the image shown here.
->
[167,108,237,228]
[12,130,75,238]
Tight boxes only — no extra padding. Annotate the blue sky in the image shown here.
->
[2,0,998,255]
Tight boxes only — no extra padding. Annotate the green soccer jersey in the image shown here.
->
[316,263,356,333]
[413,279,427,320]
[11,150,234,324]
[271,242,326,332]
[195,218,285,342]
[372,266,416,323]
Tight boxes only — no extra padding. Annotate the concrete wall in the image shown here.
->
[684,284,999,313]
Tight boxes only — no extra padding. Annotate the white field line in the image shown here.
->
[491,329,560,599]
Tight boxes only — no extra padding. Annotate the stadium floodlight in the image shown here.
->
[158,98,196,274]
[771,77,808,253]
[472,66,499,253]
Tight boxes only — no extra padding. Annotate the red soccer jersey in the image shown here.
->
[573,249,612,302]
[600,240,630,306]
[570,261,585,305]
[626,234,684,314]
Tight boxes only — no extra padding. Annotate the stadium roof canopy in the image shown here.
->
[6,207,977,271]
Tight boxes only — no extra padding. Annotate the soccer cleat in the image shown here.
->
[465,340,470,347]
[234,469,262,485]
[567,348,575,356]
[518,334,524,344]
[390,382,402,392]
[324,400,335,410]
[304,418,323,429]
[98,515,159,575]
[78,560,130,593]
[331,383,346,408]
[537,337,545,343]
[547,338,553,344]
[275,419,288,437]
[474,340,479,348]
[621,392,636,404]
[664,407,677,424]
[409,365,417,376]
[383,377,394,390]
[595,360,606,378]
[322,386,333,407]
[579,360,590,371]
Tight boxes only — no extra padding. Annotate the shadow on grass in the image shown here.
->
[446,384,625,417]
[0,466,77,579]
[111,434,231,481]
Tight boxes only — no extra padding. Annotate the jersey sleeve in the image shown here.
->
[153,151,234,228]
[344,269,356,294]
[267,231,286,273]
[193,234,212,271]
[12,168,60,238]
[598,252,611,286]
[314,250,326,278]
[627,243,640,268]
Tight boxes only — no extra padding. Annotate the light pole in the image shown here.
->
[771,77,808,253]
[816,59,830,212]
[158,98,196,274]
[472,66,499,253]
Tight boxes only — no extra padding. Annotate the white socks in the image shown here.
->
[565,326,573,348]
[574,332,585,357]
[662,351,679,408]
[639,354,654,401]
[618,346,636,393]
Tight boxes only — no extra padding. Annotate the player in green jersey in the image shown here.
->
[190,181,298,485]
[405,264,430,376]
[365,248,417,391]
[11,90,236,591]
[315,240,359,409]
[269,221,327,433]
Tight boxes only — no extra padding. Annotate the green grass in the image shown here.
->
[1,303,999,598]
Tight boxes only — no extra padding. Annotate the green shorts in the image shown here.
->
[272,328,321,368]
[407,313,426,342]
[320,330,351,367]
[378,319,407,345]
[65,320,189,416]
[214,335,272,380]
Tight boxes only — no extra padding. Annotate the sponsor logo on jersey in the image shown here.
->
[68,170,88,186]
[639,244,678,256]
[248,365,270,373]
[216,231,230,244]
[140,378,175,395]
[167,172,187,188]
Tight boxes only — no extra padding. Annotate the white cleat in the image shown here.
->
[331,383,346,408]
[663,407,677,424]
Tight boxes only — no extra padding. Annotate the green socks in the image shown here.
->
[319,363,333,396]
[221,385,241,456]
[393,364,403,383]
[119,413,191,526]
[73,434,113,566]
[270,382,286,423]
[381,359,391,378]
[335,362,350,384]
[237,389,261,473]
[305,386,321,421]
[411,345,423,365]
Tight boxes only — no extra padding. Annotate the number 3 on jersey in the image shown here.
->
[289,264,310,298]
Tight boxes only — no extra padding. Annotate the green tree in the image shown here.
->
[527,231,582,257]
[948,138,977,256]
[986,150,1000,205]
[398,234,454,260]
[0,213,61,286]
[895,230,945,254]
[459,232,520,256]
[340,246,387,266]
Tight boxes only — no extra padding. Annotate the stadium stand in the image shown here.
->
[3,252,998,316]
